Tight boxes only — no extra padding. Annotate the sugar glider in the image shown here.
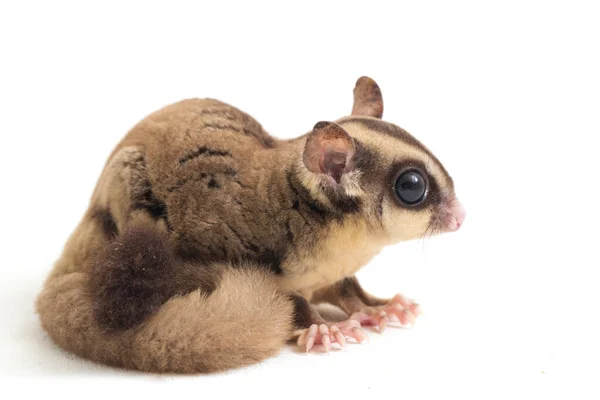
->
[36,76,466,373]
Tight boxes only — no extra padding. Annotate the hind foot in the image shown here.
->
[350,294,421,333]
[296,319,366,353]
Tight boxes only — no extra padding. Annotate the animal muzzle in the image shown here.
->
[444,198,466,232]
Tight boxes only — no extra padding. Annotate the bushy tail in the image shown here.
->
[36,266,294,373]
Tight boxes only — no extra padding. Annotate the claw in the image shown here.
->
[392,293,421,317]
[330,325,346,349]
[397,308,417,326]
[298,320,366,354]
[304,324,318,353]
[324,293,421,337]
[305,338,314,353]
[351,327,367,343]
[319,324,331,353]
[392,293,410,308]
[346,318,362,329]
[387,303,405,321]
[378,313,389,333]
[396,309,408,325]
[410,303,422,316]
[335,317,367,344]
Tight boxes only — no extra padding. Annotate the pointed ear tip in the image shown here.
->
[313,121,332,131]
[312,121,350,136]
[308,121,353,144]
[355,76,378,87]
[351,75,383,118]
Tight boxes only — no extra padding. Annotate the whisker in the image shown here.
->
[420,219,434,249]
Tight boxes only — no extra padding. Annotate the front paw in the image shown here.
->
[351,294,421,332]
[296,320,366,353]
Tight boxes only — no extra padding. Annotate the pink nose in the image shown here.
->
[448,200,466,231]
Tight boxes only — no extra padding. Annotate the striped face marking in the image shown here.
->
[284,113,466,293]
[337,117,464,242]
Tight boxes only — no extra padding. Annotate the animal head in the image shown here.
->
[299,76,466,243]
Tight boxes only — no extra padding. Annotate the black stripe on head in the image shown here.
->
[353,138,378,170]
[340,117,453,189]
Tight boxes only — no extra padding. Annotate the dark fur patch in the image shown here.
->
[144,197,168,219]
[90,223,222,332]
[190,108,276,148]
[323,188,361,214]
[338,277,359,297]
[305,197,330,219]
[91,208,118,238]
[285,171,331,224]
[207,177,220,188]
[132,179,169,222]
[289,294,314,329]
[220,222,284,276]
[335,276,387,306]
[256,249,284,276]
[167,167,238,193]
[195,108,239,122]
[124,154,170,220]
[90,224,177,332]
[353,139,377,170]
[179,146,232,164]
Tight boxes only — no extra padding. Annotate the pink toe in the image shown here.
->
[378,315,389,333]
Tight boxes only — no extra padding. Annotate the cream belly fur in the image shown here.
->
[278,219,388,295]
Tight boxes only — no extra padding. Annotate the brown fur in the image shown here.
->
[352,76,384,118]
[289,294,326,329]
[36,76,460,373]
[89,214,224,332]
[37,265,293,373]
[311,276,389,315]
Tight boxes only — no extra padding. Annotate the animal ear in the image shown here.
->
[351,76,384,119]
[303,121,356,184]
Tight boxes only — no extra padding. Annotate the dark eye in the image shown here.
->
[395,170,427,205]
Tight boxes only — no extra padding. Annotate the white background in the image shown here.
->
[1,1,599,398]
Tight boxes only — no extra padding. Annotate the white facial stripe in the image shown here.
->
[336,120,457,243]
[341,121,451,197]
